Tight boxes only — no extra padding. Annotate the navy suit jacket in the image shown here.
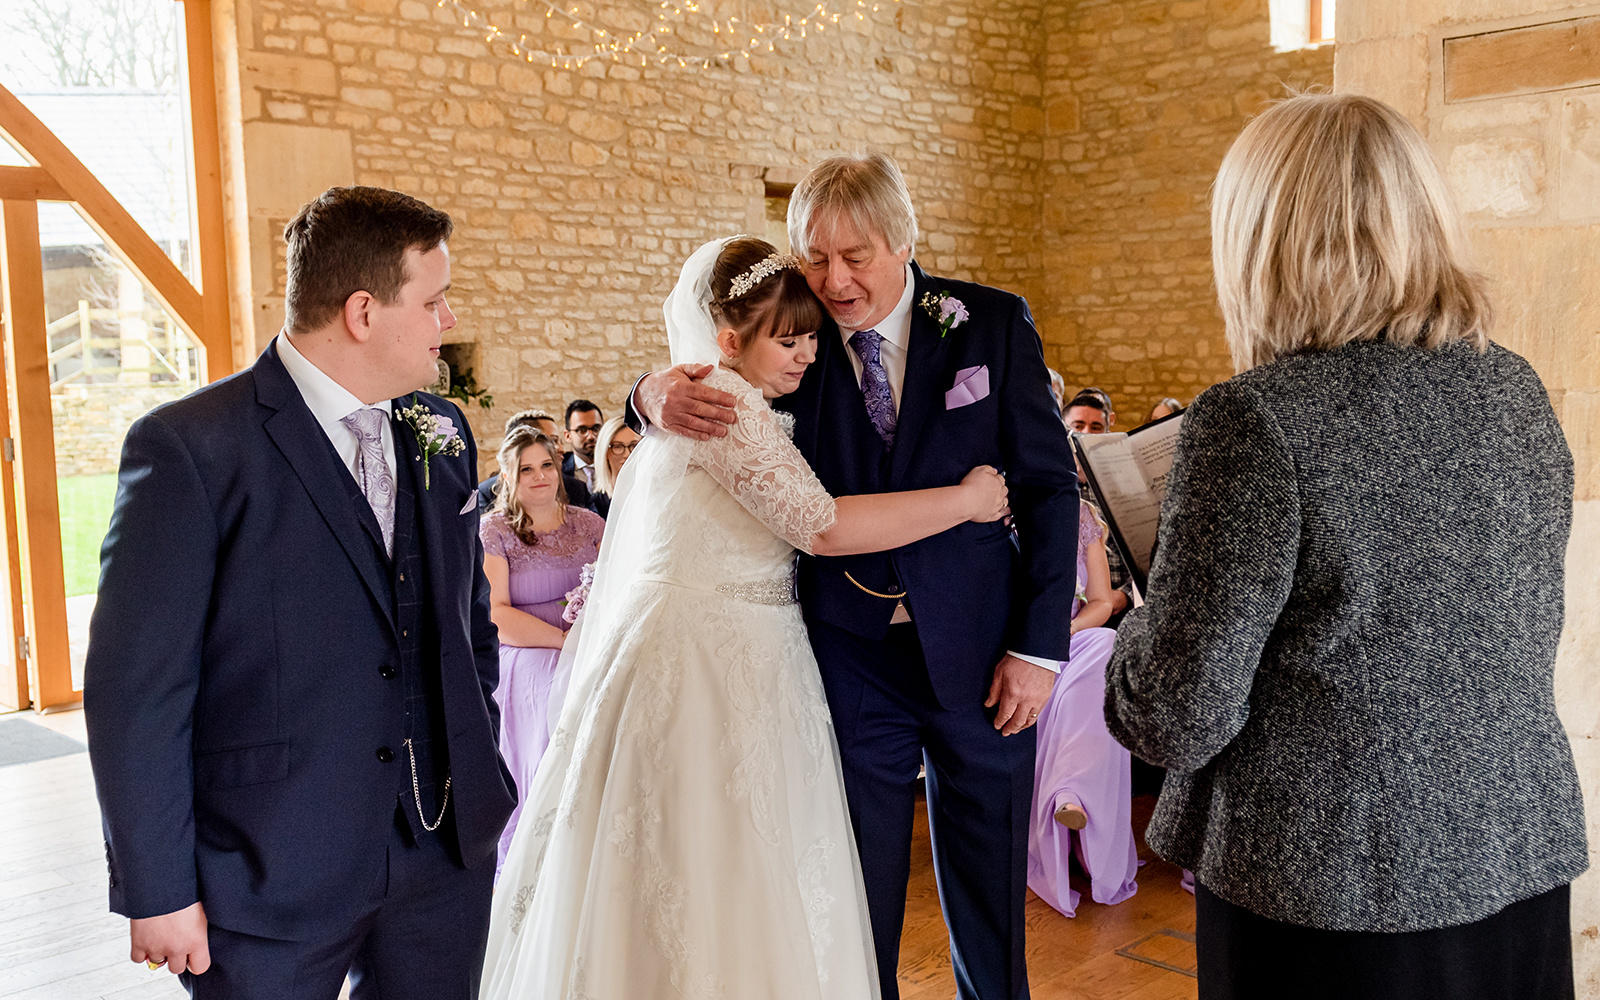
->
[83,341,515,940]
[778,263,1079,708]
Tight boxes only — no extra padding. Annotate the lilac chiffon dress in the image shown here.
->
[1027,502,1139,917]
[480,506,604,871]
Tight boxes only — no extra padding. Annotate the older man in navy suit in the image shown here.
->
[84,187,515,999]
[632,153,1078,1000]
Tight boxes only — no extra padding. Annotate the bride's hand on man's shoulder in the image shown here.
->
[961,466,1009,523]
[641,363,739,441]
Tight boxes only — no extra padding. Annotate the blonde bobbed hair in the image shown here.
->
[787,152,918,261]
[1211,93,1490,372]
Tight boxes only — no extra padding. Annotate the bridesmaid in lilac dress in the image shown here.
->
[1027,498,1139,917]
[480,426,604,871]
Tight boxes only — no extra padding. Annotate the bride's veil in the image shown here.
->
[543,236,737,736]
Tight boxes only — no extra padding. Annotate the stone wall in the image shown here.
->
[1335,1,1600,989]
[215,0,1050,458]
[1038,0,1333,419]
[51,384,193,477]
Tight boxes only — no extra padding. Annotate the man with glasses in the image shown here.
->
[561,400,604,491]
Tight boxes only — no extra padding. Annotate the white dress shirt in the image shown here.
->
[572,453,596,489]
[837,263,915,409]
[276,333,397,488]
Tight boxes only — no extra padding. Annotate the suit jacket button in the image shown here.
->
[376,746,394,763]
[379,663,397,679]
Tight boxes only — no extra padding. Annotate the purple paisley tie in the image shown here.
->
[341,407,395,556]
[849,329,896,448]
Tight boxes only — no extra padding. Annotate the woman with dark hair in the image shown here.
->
[481,237,1011,998]
[479,427,603,872]
[1105,93,1586,999]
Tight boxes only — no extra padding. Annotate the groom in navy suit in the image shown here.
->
[633,154,1078,1000]
[84,187,515,999]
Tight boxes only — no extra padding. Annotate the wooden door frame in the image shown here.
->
[0,0,232,711]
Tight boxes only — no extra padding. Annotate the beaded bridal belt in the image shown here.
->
[634,573,797,607]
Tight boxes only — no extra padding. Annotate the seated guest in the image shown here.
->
[478,409,594,514]
[588,415,641,519]
[1146,396,1183,422]
[1046,367,1066,415]
[1106,93,1586,1000]
[561,399,604,492]
[480,426,604,872]
[1064,388,1133,621]
[1062,386,1115,433]
[1028,498,1139,919]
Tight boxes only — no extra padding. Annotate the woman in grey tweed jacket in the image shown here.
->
[1105,94,1587,999]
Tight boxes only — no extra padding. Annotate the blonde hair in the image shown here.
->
[1210,93,1490,372]
[591,415,632,497]
[493,426,567,545]
[788,152,918,261]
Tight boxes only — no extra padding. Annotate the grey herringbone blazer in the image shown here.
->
[1105,338,1588,932]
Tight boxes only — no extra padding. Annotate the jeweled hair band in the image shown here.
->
[728,252,803,299]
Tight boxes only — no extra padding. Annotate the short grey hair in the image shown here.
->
[787,152,918,260]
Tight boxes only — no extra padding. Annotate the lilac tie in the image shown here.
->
[849,329,896,448]
[341,407,395,556]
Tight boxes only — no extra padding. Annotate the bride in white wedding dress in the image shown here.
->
[478,236,1009,1000]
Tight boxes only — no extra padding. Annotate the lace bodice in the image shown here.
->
[480,507,605,572]
[590,366,836,599]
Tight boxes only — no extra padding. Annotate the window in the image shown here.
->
[1270,0,1336,52]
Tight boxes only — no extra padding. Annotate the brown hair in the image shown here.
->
[493,427,567,545]
[282,186,454,334]
[708,237,826,349]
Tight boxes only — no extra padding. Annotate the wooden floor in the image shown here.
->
[0,709,1196,1000]
[898,794,1197,1000]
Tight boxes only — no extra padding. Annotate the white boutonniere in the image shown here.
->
[397,395,466,490]
[919,291,970,338]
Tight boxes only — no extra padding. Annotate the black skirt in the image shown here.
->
[1195,882,1574,1000]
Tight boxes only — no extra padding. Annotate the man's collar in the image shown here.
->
[276,332,392,423]
[837,262,915,350]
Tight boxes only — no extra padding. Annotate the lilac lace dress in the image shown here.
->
[1027,501,1139,917]
[480,506,604,871]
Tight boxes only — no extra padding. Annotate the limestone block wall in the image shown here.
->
[1038,0,1333,418]
[1336,1,1600,989]
[215,0,1049,457]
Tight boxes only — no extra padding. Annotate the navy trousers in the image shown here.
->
[181,811,493,1000]
[811,619,1035,1000]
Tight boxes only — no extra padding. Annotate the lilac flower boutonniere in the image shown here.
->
[919,291,970,339]
[398,395,466,490]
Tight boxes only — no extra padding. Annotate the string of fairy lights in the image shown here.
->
[433,0,897,70]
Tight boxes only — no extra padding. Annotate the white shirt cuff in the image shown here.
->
[1008,650,1061,674]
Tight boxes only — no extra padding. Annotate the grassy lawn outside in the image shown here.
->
[57,473,118,598]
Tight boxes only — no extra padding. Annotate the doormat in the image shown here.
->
[0,714,87,767]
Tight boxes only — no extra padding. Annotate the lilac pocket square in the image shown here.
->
[945,365,990,409]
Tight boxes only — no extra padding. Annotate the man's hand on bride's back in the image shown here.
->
[639,364,739,441]
[961,466,1009,523]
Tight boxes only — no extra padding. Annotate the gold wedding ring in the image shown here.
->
[147,960,163,970]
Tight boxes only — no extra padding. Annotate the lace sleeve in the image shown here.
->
[691,371,838,554]
[479,511,512,559]
[1079,500,1106,551]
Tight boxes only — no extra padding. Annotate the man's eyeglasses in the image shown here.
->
[570,424,603,436]
[606,440,639,456]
